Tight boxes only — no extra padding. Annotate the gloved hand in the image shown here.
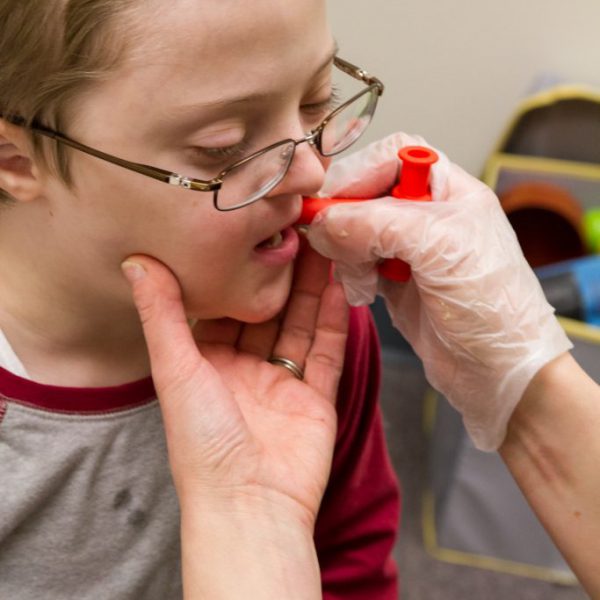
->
[307,132,573,451]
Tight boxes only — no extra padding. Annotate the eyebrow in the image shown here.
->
[170,41,340,115]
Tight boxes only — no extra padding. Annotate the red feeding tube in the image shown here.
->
[297,145,439,282]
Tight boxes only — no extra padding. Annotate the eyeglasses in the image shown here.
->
[2,56,384,211]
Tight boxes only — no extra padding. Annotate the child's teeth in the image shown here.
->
[265,232,283,248]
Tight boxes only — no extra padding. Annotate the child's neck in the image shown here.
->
[0,225,151,388]
[0,287,151,387]
[0,304,151,387]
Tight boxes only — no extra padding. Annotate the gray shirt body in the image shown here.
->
[0,372,182,600]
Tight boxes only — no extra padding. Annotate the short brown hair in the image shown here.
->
[0,0,141,199]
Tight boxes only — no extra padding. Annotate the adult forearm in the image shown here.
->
[500,352,600,596]
[180,495,322,600]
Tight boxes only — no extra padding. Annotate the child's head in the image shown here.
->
[0,1,381,323]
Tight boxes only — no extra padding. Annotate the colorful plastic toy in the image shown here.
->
[583,208,600,254]
[535,254,600,326]
[297,146,439,282]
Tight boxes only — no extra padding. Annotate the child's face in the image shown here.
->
[46,0,333,322]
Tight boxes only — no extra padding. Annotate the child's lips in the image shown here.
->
[253,227,299,266]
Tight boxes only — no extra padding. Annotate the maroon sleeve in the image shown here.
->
[314,306,401,600]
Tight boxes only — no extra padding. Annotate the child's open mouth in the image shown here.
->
[255,231,284,250]
[253,227,299,266]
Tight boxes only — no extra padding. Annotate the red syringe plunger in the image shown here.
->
[392,146,439,200]
[378,146,438,281]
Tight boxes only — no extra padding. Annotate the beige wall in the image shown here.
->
[328,1,600,175]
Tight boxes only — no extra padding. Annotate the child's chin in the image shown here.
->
[185,275,292,323]
[184,296,287,324]
[235,289,290,324]
[234,301,286,325]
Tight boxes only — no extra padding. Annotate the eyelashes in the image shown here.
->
[301,85,342,118]
[198,140,252,161]
[190,86,342,168]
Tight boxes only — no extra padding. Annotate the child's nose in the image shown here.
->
[266,139,328,199]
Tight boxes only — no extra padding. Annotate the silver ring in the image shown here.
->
[267,356,304,381]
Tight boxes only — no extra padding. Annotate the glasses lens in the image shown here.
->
[320,87,379,156]
[216,141,295,210]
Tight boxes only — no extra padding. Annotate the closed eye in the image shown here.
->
[301,85,342,119]
[192,140,252,166]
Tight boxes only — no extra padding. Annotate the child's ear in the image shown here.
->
[0,119,45,203]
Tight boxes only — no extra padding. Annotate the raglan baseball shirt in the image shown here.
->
[0,306,400,600]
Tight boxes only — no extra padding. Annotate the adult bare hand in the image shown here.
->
[122,247,349,599]
[122,247,349,526]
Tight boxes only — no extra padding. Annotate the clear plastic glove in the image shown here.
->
[308,132,573,451]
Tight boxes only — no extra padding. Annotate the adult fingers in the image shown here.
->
[303,281,349,403]
[308,191,505,281]
[234,318,281,360]
[193,318,242,347]
[307,197,428,265]
[268,247,331,371]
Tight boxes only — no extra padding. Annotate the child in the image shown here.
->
[0,1,399,598]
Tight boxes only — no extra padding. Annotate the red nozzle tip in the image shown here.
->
[297,196,371,226]
[297,197,329,225]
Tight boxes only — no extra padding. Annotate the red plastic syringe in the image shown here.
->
[297,145,439,282]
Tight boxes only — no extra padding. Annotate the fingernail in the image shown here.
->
[121,260,147,283]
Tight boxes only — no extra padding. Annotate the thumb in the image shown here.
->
[307,197,431,266]
[121,257,248,486]
[121,256,211,397]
